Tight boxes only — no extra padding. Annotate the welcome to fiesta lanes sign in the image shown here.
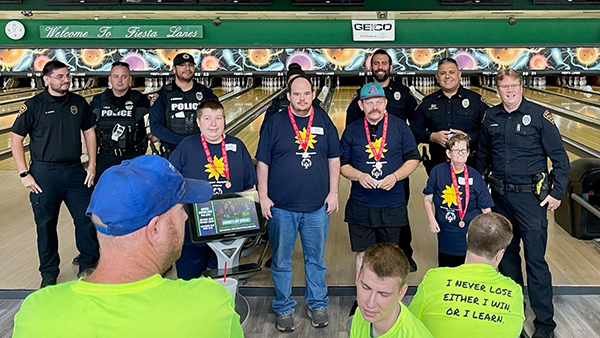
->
[40,25,203,39]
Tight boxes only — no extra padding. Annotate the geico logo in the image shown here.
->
[170,102,199,111]
[354,23,393,31]
[101,109,132,117]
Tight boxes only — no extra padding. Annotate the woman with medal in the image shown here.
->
[169,99,257,280]
[423,134,494,267]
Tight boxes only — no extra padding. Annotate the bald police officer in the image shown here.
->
[476,69,570,338]
[91,61,150,179]
[149,52,217,158]
[411,58,487,175]
[10,60,99,288]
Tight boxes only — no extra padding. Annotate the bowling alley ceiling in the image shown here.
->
[1,9,600,20]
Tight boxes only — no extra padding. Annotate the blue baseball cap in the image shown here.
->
[86,155,213,236]
[360,82,385,100]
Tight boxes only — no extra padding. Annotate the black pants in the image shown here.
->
[494,191,556,331]
[400,178,414,261]
[29,161,99,278]
[96,152,141,181]
[438,251,465,267]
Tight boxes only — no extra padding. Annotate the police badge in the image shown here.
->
[196,92,204,101]
[394,91,401,101]
[70,105,78,115]
[125,100,134,111]
[522,114,531,126]
[149,93,159,107]
[462,98,470,109]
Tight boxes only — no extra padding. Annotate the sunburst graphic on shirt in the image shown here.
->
[204,155,225,180]
[364,137,388,159]
[295,127,317,150]
[441,185,460,208]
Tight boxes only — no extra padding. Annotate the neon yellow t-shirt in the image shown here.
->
[13,274,244,338]
[351,302,434,338]
[408,264,524,338]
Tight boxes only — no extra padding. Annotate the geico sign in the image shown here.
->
[353,23,393,31]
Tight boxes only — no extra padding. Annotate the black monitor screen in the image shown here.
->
[46,0,118,4]
[292,0,363,5]
[188,194,265,243]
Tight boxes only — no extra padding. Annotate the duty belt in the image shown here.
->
[505,183,532,193]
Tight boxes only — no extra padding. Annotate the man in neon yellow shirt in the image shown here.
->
[13,155,244,338]
[351,242,433,338]
[409,212,525,338]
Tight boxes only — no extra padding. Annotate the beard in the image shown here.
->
[175,70,194,83]
[160,223,184,274]
[49,83,69,95]
[373,70,390,83]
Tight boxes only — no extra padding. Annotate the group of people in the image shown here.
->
[10,49,570,338]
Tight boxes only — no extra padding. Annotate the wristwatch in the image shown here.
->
[19,171,30,178]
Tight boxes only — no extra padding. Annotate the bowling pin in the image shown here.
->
[574,76,579,87]
[580,76,587,86]
[30,78,36,89]
[568,77,573,87]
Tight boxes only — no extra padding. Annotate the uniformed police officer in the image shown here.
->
[260,63,323,133]
[476,68,570,338]
[411,58,487,175]
[149,52,218,158]
[346,49,419,272]
[10,60,100,288]
[91,61,150,179]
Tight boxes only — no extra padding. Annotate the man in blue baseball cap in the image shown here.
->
[340,82,420,317]
[13,155,244,338]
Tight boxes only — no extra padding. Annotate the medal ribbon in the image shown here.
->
[364,111,389,162]
[200,134,229,181]
[288,106,314,152]
[450,164,470,223]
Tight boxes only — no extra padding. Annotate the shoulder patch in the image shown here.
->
[543,110,555,125]
[149,93,159,107]
[17,103,27,117]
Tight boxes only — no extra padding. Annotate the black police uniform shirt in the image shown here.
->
[12,89,95,163]
[256,108,341,213]
[340,114,420,208]
[423,163,494,255]
[345,81,417,127]
[90,88,150,155]
[260,96,324,133]
[476,98,570,200]
[149,82,217,149]
[169,134,257,196]
[411,86,487,167]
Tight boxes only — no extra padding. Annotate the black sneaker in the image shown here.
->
[306,305,329,328]
[532,328,555,338]
[40,277,57,288]
[276,313,295,332]
[72,255,81,266]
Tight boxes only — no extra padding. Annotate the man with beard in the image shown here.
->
[341,83,420,318]
[150,52,218,158]
[11,60,99,288]
[257,75,341,332]
[13,155,243,338]
[411,58,487,175]
[91,62,150,179]
[346,50,419,273]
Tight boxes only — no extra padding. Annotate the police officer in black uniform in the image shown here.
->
[91,61,150,179]
[411,58,487,175]
[476,69,570,338]
[10,60,100,288]
[149,52,217,158]
[260,63,323,133]
[345,49,418,272]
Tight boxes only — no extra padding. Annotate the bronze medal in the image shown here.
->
[459,220,466,228]
[225,181,232,189]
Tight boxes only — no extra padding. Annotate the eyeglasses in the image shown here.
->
[48,74,72,81]
[497,84,521,89]
[451,149,468,154]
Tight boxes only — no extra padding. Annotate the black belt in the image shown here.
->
[505,183,532,193]
[99,148,136,157]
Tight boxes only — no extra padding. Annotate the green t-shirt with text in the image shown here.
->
[13,274,244,338]
[351,302,434,338]
[408,264,524,338]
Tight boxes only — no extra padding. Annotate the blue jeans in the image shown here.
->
[269,205,329,315]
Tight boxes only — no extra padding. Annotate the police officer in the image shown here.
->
[411,58,487,175]
[260,63,324,133]
[91,61,150,179]
[346,49,419,271]
[149,52,217,158]
[10,60,100,288]
[476,69,570,338]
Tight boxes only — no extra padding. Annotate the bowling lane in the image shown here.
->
[0,87,105,116]
[221,87,278,124]
[536,85,600,106]
[0,89,41,103]
[211,87,225,97]
[522,88,600,121]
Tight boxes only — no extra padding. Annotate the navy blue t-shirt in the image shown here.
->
[423,163,494,255]
[341,114,419,208]
[170,134,257,195]
[256,109,341,213]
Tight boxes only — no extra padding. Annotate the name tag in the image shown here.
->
[490,123,499,127]
[428,104,438,110]
[45,110,55,115]
[311,126,324,135]
[226,143,237,152]
[170,97,182,101]
[458,177,474,185]
[174,112,185,118]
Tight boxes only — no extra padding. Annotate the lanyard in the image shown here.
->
[200,134,229,181]
[364,111,388,162]
[450,164,470,227]
[288,106,314,152]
